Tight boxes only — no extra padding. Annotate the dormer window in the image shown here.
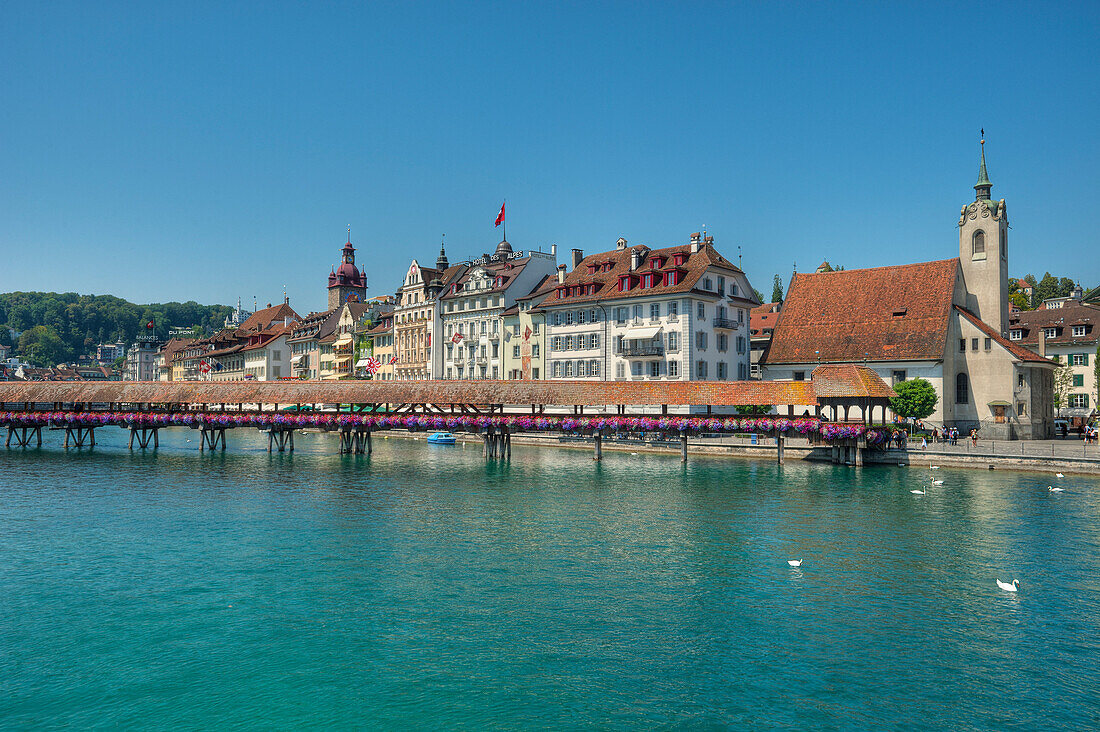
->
[588,264,599,275]
[892,309,907,317]
[672,252,687,266]
[1072,325,1087,337]
[1044,327,1058,339]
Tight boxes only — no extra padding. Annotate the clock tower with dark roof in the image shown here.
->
[327,230,368,310]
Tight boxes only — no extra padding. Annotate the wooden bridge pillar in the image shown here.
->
[52,425,96,448]
[593,432,602,461]
[776,434,785,464]
[200,428,227,452]
[6,424,42,448]
[127,426,159,450]
[680,433,688,463]
[266,428,294,453]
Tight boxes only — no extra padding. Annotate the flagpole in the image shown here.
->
[503,199,506,243]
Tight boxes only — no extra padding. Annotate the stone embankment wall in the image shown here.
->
[380,430,1100,476]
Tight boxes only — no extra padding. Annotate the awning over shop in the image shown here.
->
[333,334,354,348]
[624,326,662,340]
[354,358,370,368]
[290,354,305,365]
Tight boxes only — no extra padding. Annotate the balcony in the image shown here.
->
[713,317,737,329]
[621,343,664,357]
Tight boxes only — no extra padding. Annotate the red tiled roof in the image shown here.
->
[750,302,781,335]
[1007,301,1100,347]
[238,302,299,333]
[764,259,959,364]
[440,258,528,300]
[811,364,896,399]
[535,240,750,309]
[954,306,1054,364]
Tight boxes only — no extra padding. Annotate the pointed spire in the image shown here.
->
[974,130,992,200]
[436,233,449,270]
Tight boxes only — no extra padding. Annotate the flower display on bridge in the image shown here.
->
[0,411,870,443]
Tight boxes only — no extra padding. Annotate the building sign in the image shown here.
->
[471,250,524,266]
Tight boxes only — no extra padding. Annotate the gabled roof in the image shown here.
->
[1008,301,1100,347]
[440,258,527,300]
[536,240,749,309]
[955,306,1056,364]
[750,302,781,336]
[764,259,959,364]
[516,274,556,302]
[238,302,299,333]
[811,364,896,399]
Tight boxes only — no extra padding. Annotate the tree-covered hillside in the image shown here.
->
[0,292,233,365]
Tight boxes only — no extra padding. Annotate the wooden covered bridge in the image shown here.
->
[0,365,895,463]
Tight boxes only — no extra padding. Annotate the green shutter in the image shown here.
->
[1083,353,1090,366]
[1073,374,1084,387]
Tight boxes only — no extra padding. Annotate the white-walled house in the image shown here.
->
[438,241,558,380]
[536,234,758,385]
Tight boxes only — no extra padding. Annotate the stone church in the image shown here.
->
[762,142,1055,439]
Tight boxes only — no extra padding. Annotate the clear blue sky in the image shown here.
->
[1,1,1097,314]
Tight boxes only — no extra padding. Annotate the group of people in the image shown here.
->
[886,426,977,450]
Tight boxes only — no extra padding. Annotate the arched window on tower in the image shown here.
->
[956,372,969,404]
[972,230,985,258]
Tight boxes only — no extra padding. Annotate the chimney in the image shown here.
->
[630,249,640,271]
[690,232,702,254]
[557,264,567,284]
[571,248,584,270]
[551,243,557,258]
[1038,329,1046,358]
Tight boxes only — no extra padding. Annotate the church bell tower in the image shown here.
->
[958,135,1009,334]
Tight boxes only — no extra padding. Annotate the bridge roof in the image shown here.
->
[0,366,890,407]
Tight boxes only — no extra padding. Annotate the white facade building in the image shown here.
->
[438,241,558,380]
[537,234,757,385]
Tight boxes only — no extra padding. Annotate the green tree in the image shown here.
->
[1033,272,1060,305]
[18,325,70,366]
[771,274,784,303]
[752,288,764,304]
[1057,277,1077,298]
[1051,355,1073,413]
[1009,291,1030,311]
[889,378,938,430]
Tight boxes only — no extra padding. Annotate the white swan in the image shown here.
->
[787,559,802,567]
[910,489,925,494]
[931,479,945,485]
[1055,473,1065,478]
[930,465,940,470]
[630,452,639,455]
[997,579,1019,592]
[1048,486,1064,492]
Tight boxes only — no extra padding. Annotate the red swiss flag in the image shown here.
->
[494,202,505,227]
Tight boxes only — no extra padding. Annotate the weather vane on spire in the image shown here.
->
[980,128,985,145]
[347,225,351,242]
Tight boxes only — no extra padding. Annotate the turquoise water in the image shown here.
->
[2,429,1099,730]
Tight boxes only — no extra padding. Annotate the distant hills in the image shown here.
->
[0,291,233,365]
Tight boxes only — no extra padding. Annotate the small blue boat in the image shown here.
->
[426,432,456,444]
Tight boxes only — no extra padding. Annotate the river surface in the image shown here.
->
[2,428,1099,730]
